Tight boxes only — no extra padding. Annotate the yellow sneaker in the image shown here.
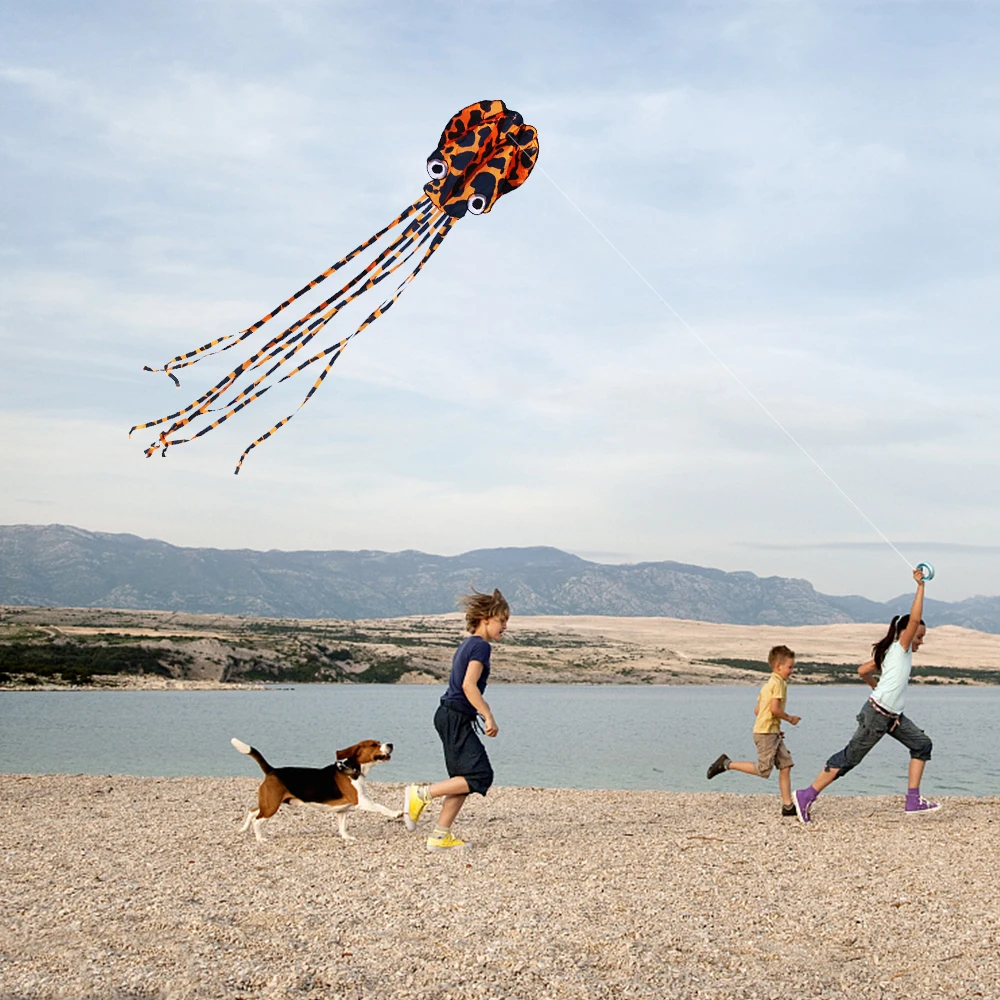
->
[426,831,469,851]
[403,784,427,831]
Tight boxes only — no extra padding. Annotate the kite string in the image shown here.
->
[536,163,913,571]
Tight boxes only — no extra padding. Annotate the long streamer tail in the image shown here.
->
[232,216,455,474]
[130,198,454,473]
[131,200,439,445]
[141,198,430,381]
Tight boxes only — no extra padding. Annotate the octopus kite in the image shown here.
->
[131,99,539,473]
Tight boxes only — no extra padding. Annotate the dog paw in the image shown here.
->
[341,835,357,843]
[392,810,404,819]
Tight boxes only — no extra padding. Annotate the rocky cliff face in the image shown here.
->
[2,523,998,631]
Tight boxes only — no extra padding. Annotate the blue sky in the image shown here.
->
[1,0,998,603]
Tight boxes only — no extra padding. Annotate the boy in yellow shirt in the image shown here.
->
[706,645,801,816]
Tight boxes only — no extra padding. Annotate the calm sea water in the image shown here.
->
[1,684,997,796]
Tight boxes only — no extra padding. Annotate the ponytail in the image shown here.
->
[871,612,926,668]
[871,616,900,670]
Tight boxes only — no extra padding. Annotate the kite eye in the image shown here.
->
[426,158,448,180]
[467,194,488,215]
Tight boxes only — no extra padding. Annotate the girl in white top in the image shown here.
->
[792,569,940,823]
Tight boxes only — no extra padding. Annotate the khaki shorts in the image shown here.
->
[753,732,793,778]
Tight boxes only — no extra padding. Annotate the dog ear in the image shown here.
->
[336,743,361,761]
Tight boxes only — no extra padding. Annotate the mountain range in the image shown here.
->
[2,523,999,632]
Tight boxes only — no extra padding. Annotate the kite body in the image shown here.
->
[131,100,538,473]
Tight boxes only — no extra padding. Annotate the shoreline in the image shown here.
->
[2,772,998,800]
[0,679,281,692]
[2,774,998,999]
[4,673,999,691]
[6,607,1000,688]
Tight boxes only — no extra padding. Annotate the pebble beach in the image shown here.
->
[3,775,998,999]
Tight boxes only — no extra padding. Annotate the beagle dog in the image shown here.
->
[231,737,402,842]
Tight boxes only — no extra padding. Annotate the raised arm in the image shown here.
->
[899,569,926,651]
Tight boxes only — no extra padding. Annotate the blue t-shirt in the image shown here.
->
[440,635,491,717]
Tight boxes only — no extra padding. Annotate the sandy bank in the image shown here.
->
[2,775,998,999]
[6,607,1000,688]
[516,616,1000,670]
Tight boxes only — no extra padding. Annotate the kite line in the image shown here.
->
[536,162,913,571]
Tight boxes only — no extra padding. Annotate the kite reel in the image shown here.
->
[916,561,935,582]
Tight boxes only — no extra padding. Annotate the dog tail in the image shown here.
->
[231,737,273,775]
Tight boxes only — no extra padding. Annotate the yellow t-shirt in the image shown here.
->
[753,672,787,734]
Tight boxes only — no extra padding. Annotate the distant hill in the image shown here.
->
[2,523,999,632]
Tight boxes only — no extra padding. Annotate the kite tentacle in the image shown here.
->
[147,209,449,463]
[273,216,454,387]
[141,197,434,381]
[231,216,456,474]
[129,200,440,442]
[212,212,446,416]
[146,209,445,455]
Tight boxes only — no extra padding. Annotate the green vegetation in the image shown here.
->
[238,621,449,649]
[704,658,856,681]
[911,665,1000,682]
[360,635,453,647]
[0,642,188,685]
[241,661,334,683]
[242,622,337,636]
[703,658,1000,685]
[73,632,203,646]
[352,655,413,683]
[312,646,353,662]
[502,633,589,648]
[240,652,414,684]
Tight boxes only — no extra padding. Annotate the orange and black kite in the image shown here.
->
[131,100,539,473]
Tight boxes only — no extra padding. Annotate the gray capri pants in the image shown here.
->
[825,699,932,779]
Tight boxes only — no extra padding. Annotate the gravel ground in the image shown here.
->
[2,775,998,1000]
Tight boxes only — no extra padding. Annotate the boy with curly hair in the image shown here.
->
[403,588,509,850]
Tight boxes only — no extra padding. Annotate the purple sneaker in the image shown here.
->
[792,788,815,824]
[905,794,941,815]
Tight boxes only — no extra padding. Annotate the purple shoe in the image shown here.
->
[905,794,941,815]
[792,788,815,824]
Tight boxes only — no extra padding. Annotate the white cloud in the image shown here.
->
[2,63,323,167]
[1,0,998,604]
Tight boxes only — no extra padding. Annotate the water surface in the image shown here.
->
[1,684,996,795]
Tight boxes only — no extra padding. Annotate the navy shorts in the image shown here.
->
[825,700,933,779]
[434,703,494,796]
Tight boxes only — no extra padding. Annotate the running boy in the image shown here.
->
[706,645,801,816]
[403,588,509,851]
[792,568,938,823]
